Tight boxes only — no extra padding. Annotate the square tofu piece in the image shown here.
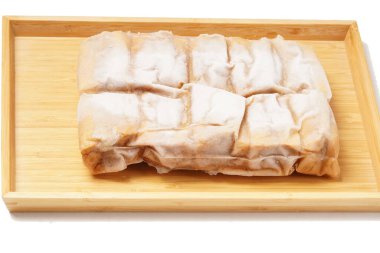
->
[139,89,188,129]
[131,84,246,173]
[189,34,231,91]
[228,37,285,97]
[271,36,332,100]
[232,93,301,175]
[233,93,301,158]
[287,90,339,177]
[233,90,339,177]
[188,83,246,134]
[78,31,132,93]
[78,89,188,174]
[228,35,332,100]
[77,92,141,173]
[131,31,188,88]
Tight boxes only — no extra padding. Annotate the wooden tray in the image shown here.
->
[2,16,380,212]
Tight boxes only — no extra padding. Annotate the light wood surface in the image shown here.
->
[9,16,352,40]
[2,17,15,195]
[2,17,380,211]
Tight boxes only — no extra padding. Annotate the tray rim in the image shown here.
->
[2,16,380,212]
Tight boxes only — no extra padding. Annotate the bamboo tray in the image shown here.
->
[2,16,380,212]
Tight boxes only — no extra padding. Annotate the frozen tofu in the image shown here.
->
[287,90,339,177]
[228,37,286,96]
[232,93,301,175]
[271,35,332,100]
[130,84,246,174]
[78,31,332,99]
[189,34,231,91]
[232,94,301,157]
[233,90,339,177]
[131,31,188,87]
[78,31,188,93]
[77,30,338,177]
[77,88,188,174]
[78,31,132,93]
[77,92,142,173]
[228,35,331,99]
[78,85,339,177]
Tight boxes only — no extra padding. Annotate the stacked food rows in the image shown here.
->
[77,31,339,177]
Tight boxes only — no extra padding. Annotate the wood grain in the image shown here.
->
[344,22,380,189]
[9,16,351,40]
[2,17,15,194]
[2,17,380,211]
[4,192,380,212]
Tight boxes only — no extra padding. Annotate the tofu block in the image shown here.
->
[232,90,339,177]
[287,90,339,177]
[77,88,188,174]
[78,31,188,93]
[228,35,331,99]
[271,35,332,100]
[77,31,338,177]
[228,37,285,96]
[78,31,132,93]
[132,84,246,174]
[189,34,232,91]
[131,31,188,87]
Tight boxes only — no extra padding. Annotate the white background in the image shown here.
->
[1,0,380,252]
